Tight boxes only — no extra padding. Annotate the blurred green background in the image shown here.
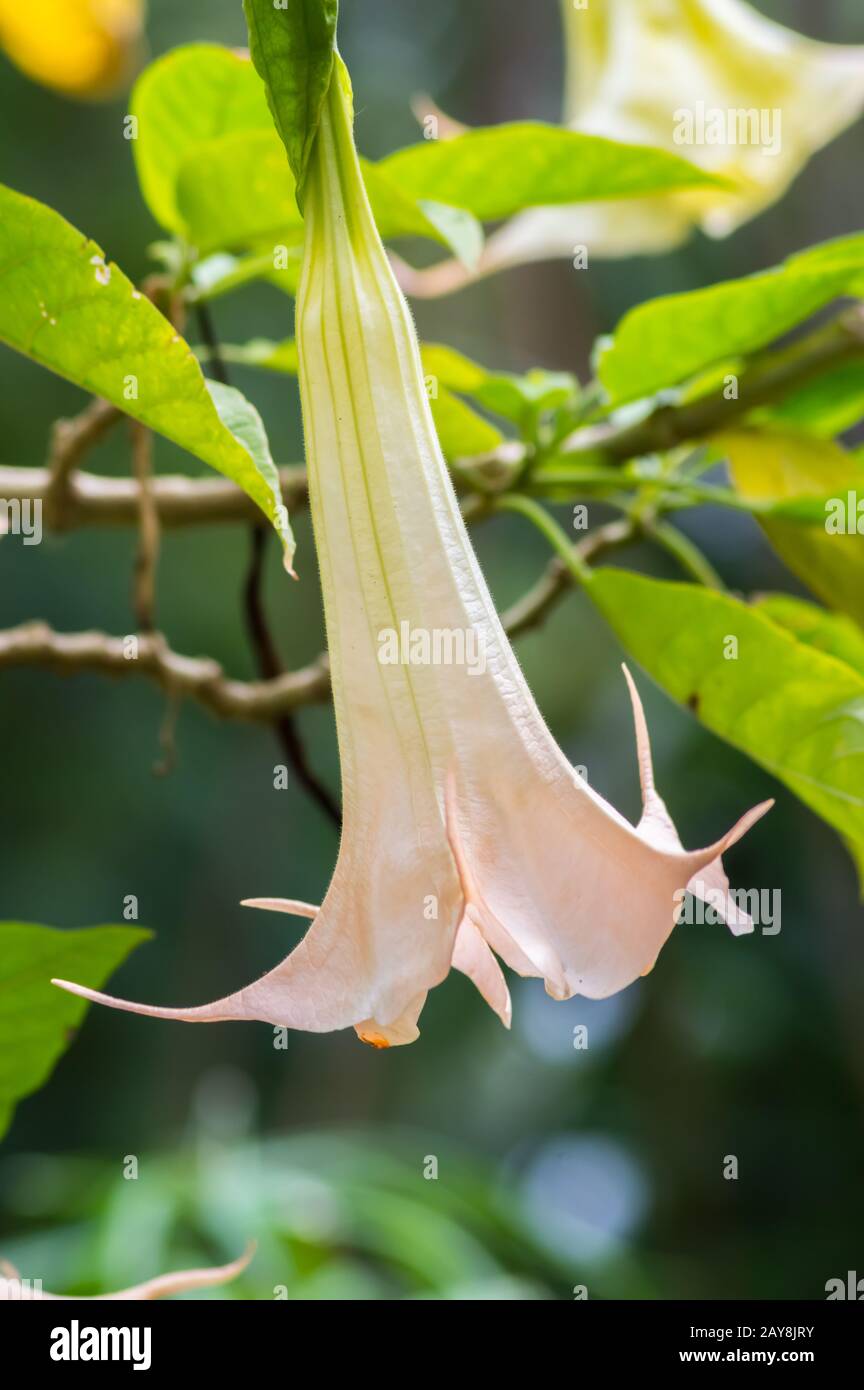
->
[1,0,863,1299]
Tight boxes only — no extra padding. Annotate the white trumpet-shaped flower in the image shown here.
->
[54,56,770,1047]
[400,0,864,296]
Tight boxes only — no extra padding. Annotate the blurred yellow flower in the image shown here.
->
[402,0,864,294]
[0,0,144,100]
[561,0,864,247]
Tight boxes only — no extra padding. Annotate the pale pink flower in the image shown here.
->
[54,57,770,1047]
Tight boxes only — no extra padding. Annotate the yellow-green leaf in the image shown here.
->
[378,123,724,223]
[754,593,864,677]
[723,428,864,629]
[587,568,864,858]
[131,44,273,234]
[598,234,864,405]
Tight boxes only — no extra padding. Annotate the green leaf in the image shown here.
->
[723,428,864,629]
[358,166,479,254]
[0,183,294,564]
[598,234,864,405]
[191,248,304,303]
[0,923,150,1142]
[587,568,864,855]
[419,343,490,396]
[205,379,288,535]
[220,337,300,373]
[845,837,864,897]
[211,335,502,458]
[428,387,502,458]
[754,594,864,678]
[416,201,484,271]
[377,123,725,224]
[131,44,273,235]
[420,343,578,424]
[753,593,864,895]
[176,130,304,255]
[175,128,482,260]
[131,44,480,264]
[243,0,338,210]
[753,361,864,439]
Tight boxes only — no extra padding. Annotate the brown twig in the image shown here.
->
[196,300,342,830]
[0,623,331,721]
[3,306,861,753]
[0,517,634,726]
[243,524,342,828]
[131,423,159,631]
[499,518,635,638]
[4,305,862,537]
[0,464,309,529]
[42,398,121,530]
[559,304,864,466]
[195,301,230,388]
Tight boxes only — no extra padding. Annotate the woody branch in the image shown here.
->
[0,304,861,724]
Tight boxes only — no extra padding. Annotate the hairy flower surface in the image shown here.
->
[55,55,770,1046]
[402,0,864,295]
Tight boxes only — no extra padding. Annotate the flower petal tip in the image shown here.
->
[51,978,215,1024]
[356,1029,392,1049]
[52,976,97,1002]
[725,797,775,845]
[240,897,319,918]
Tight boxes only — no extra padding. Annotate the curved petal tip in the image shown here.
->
[240,897,319,919]
[0,1243,256,1301]
[51,978,225,1023]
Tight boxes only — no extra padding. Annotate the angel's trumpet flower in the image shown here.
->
[54,56,770,1047]
[0,1244,254,1300]
[401,0,864,296]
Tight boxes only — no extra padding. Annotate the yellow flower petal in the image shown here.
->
[401,0,864,294]
[0,0,143,99]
